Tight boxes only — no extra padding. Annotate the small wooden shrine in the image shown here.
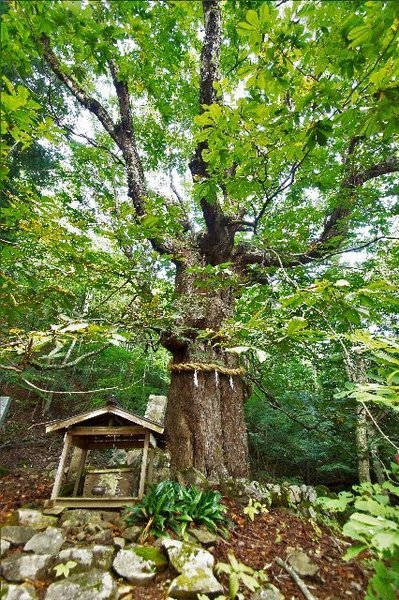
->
[45,399,165,508]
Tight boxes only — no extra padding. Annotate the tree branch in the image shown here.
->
[275,557,318,600]
[40,34,117,143]
[236,154,399,272]
[29,343,111,371]
[108,60,147,217]
[188,0,238,264]
[189,0,222,180]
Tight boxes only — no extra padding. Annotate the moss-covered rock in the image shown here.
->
[162,539,214,574]
[112,547,161,586]
[17,510,58,530]
[44,569,117,600]
[0,582,38,600]
[176,467,209,490]
[132,545,168,571]
[168,566,223,600]
[1,526,36,546]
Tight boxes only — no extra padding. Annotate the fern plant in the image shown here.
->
[123,480,228,540]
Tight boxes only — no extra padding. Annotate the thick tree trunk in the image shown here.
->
[166,341,249,480]
[163,262,249,480]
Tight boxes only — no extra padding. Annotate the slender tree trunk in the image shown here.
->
[368,423,386,485]
[355,403,371,484]
[345,357,371,484]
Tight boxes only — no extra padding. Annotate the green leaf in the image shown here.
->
[342,545,368,561]
[372,531,399,551]
[246,10,260,29]
[53,561,77,578]
[287,317,308,335]
[229,572,240,598]
[259,4,270,26]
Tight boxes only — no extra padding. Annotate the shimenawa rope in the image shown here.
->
[168,361,246,376]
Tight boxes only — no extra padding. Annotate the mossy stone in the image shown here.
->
[168,566,223,599]
[132,545,168,571]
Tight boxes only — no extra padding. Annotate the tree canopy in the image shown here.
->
[1,0,398,481]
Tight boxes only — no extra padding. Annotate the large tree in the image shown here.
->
[2,0,398,479]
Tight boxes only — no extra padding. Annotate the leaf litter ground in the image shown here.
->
[0,473,369,599]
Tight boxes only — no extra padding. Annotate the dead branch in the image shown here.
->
[275,557,318,600]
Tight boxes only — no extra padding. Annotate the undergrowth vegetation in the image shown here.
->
[123,481,228,540]
[317,464,399,599]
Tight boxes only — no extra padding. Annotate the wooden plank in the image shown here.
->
[46,408,107,432]
[138,431,150,499]
[71,440,148,450]
[111,407,164,434]
[85,467,134,474]
[71,426,144,436]
[47,496,138,509]
[72,448,88,496]
[51,433,72,500]
[47,406,164,434]
[147,447,155,489]
[149,433,157,448]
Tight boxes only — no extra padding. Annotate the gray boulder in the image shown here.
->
[287,550,319,577]
[1,583,38,600]
[1,526,36,545]
[45,569,117,600]
[24,527,65,555]
[190,528,219,548]
[1,538,11,556]
[17,510,58,530]
[112,546,167,585]
[121,525,142,542]
[168,565,223,600]
[1,554,53,582]
[54,545,114,573]
[54,547,93,572]
[163,539,214,573]
[251,584,285,600]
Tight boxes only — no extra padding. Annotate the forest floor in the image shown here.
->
[0,468,370,599]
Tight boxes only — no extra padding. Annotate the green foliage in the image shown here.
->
[243,498,269,522]
[215,552,268,598]
[123,481,228,539]
[53,561,77,578]
[317,466,399,599]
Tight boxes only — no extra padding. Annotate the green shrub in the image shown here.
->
[123,480,228,539]
[317,464,399,599]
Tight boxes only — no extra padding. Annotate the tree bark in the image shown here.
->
[163,264,249,480]
[345,357,371,484]
[355,403,371,484]
[166,341,249,480]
